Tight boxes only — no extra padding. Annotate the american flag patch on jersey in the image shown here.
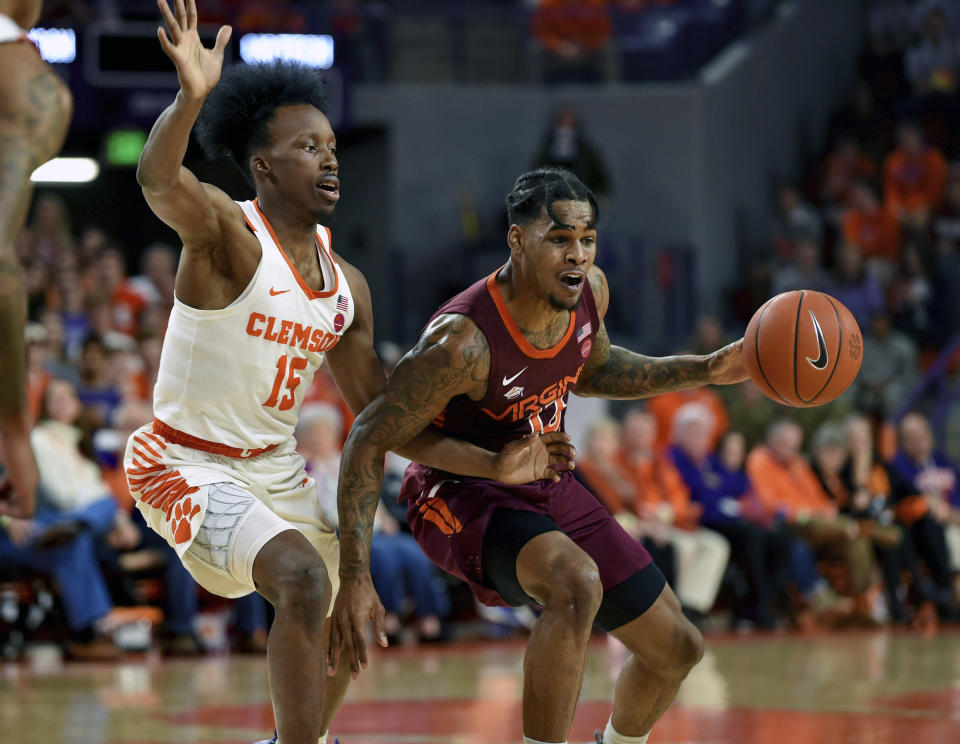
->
[576,322,592,342]
[336,294,349,312]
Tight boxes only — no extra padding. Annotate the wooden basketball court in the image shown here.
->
[4,630,960,743]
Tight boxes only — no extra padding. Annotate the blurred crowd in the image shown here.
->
[5,0,960,663]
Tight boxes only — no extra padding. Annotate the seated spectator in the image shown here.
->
[30,379,130,546]
[531,0,617,84]
[810,422,907,623]
[852,313,919,418]
[296,404,450,644]
[905,5,960,98]
[669,407,792,628]
[75,335,123,428]
[25,323,53,424]
[647,384,729,453]
[93,247,147,338]
[841,181,902,272]
[747,421,874,611]
[842,415,938,625]
[579,416,678,606]
[532,107,611,200]
[614,409,730,620]
[830,243,887,330]
[0,381,122,661]
[891,412,960,616]
[771,238,833,296]
[884,121,948,231]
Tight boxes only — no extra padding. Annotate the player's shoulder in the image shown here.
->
[421,312,489,364]
[331,250,369,301]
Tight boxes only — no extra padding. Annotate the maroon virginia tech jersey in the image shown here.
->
[426,268,600,453]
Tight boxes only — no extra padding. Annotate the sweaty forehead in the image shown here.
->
[267,104,333,142]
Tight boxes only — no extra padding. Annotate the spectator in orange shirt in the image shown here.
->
[884,121,948,230]
[531,0,618,83]
[93,247,147,337]
[615,409,730,618]
[747,420,874,599]
[646,386,729,452]
[842,180,902,270]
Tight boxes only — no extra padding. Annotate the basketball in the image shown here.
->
[744,290,863,407]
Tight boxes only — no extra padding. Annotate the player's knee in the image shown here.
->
[671,616,704,674]
[537,556,603,624]
[269,559,332,620]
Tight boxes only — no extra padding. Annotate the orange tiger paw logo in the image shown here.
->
[168,497,202,545]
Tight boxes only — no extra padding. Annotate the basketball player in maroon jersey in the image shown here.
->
[0,0,71,518]
[138,4,571,744]
[331,168,748,744]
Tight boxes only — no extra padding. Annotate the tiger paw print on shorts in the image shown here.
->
[168,497,202,545]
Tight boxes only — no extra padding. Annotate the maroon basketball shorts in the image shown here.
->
[401,468,666,631]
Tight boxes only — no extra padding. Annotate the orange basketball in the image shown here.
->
[743,290,863,407]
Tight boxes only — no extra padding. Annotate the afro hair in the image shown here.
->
[194,60,328,183]
[506,167,599,228]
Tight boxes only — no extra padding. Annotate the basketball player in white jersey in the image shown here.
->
[128,3,574,744]
[0,0,71,519]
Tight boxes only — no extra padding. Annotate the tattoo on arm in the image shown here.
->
[574,325,712,399]
[0,68,70,421]
[337,317,489,577]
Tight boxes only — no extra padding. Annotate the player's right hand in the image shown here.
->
[327,573,388,680]
[0,429,38,519]
[156,0,232,102]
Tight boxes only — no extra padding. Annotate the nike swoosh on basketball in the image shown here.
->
[502,367,527,386]
[805,310,829,370]
[269,287,291,296]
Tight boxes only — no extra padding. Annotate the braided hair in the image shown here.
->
[194,60,328,185]
[505,167,599,227]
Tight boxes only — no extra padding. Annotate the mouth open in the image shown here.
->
[560,273,585,290]
[316,180,340,203]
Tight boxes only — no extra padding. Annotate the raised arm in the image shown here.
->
[574,267,747,399]
[137,0,233,245]
[325,262,573,485]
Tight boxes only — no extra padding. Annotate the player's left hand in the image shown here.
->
[493,431,576,484]
[707,339,749,386]
[327,573,388,680]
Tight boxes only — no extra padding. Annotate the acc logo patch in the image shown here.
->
[333,313,345,333]
[580,339,592,358]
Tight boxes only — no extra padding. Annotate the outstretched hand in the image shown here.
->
[708,339,749,386]
[493,431,576,484]
[156,0,232,101]
[327,574,388,680]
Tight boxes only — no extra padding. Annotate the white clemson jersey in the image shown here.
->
[153,199,355,456]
